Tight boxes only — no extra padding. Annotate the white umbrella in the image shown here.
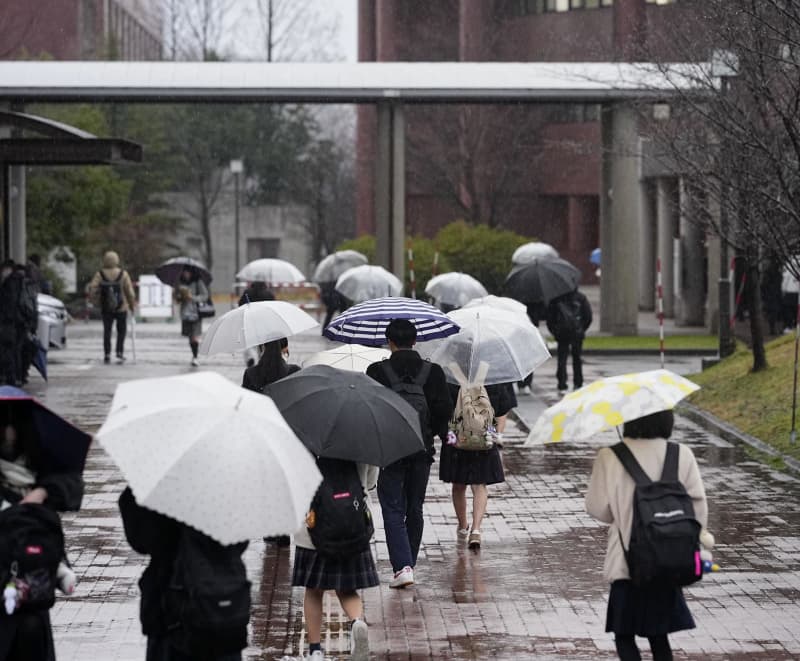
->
[462,295,528,316]
[199,300,319,356]
[512,242,559,265]
[424,272,488,308]
[312,250,368,283]
[236,258,305,284]
[96,371,322,545]
[420,305,550,386]
[335,265,403,303]
[303,345,390,373]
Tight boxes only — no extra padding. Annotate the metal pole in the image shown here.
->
[657,257,665,369]
[234,171,240,277]
[791,301,799,444]
[718,77,735,358]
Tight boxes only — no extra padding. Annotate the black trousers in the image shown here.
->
[102,312,127,357]
[615,634,672,661]
[556,336,584,390]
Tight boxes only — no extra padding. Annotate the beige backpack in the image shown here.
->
[448,363,496,451]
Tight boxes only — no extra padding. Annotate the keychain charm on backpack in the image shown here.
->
[3,581,17,615]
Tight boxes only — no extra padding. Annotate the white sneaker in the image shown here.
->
[520,385,531,396]
[389,565,414,588]
[457,527,470,543]
[190,357,199,367]
[57,563,77,595]
[309,652,325,661]
[350,619,369,661]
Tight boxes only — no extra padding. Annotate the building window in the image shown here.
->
[514,0,612,14]
[247,238,280,262]
[646,0,676,4]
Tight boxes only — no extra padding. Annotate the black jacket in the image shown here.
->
[366,349,453,452]
[546,290,593,341]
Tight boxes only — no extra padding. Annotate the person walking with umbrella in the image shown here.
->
[174,267,210,367]
[86,251,137,364]
[366,319,453,588]
[546,288,592,394]
[585,409,708,661]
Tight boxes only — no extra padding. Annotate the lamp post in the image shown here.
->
[712,50,738,358]
[230,159,244,278]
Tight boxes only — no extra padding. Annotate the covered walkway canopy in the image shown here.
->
[0,61,715,334]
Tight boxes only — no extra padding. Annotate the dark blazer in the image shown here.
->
[366,349,454,451]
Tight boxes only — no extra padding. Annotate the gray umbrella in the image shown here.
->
[264,365,424,467]
[503,257,581,304]
[155,256,212,286]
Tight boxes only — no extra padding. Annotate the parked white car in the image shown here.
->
[37,293,68,349]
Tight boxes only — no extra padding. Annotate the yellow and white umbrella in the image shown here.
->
[526,369,700,444]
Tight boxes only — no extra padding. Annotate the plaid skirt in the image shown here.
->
[291,546,379,592]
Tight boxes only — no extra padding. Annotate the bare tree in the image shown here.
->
[643,0,800,371]
[253,0,341,62]
[0,8,39,58]
[179,0,236,60]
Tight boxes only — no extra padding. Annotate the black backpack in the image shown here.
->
[381,360,433,446]
[612,442,702,588]
[164,528,251,657]
[0,503,64,614]
[307,457,374,558]
[548,294,583,340]
[99,271,124,314]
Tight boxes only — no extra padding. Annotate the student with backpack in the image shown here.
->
[118,486,250,661]
[442,369,514,550]
[366,319,453,589]
[546,288,592,394]
[86,251,137,365]
[287,458,379,661]
[585,410,708,661]
[174,267,210,367]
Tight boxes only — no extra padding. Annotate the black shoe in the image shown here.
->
[104,355,111,364]
[116,354,126,364]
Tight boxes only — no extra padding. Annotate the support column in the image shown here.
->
[0,164,7,261]
[677,178,705,325]
[375,102,406,282]
[656,177,678,318]
[9,166,25,264]
[639,179,656,311]
[705,193,721,333]
[600,103,640,334]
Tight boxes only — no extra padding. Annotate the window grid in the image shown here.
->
[517,0,674,15]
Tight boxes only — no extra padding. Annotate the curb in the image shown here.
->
[678,402,800,475]
[582,349,718,357]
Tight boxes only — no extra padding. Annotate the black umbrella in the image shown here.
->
[155,256,213,287]
[503,257,581,304]
[264,365,424,467]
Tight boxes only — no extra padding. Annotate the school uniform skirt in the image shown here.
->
[438,443,505,485]
[605,580,696,637]
[291,546,379,592]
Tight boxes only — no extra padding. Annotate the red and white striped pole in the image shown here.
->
[791,300,799,444]
[731,270,747,330]
[408,246,416,299]
[656,258,665,369]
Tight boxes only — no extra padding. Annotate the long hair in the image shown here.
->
[250,339,290,388]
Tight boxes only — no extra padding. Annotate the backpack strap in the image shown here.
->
[380,360,402,388]
[99,271,108,282]
[414,361,432,386]
[447,362,469,388]
[660,442,680,482]
[610,442,652,486]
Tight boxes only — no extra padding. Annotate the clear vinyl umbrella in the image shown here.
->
[303,344,390,373]
[236,258,305,284]
[335,265,403,303]
[199,301,319,355]
[425,272,488,308]
[462,295,528,316]
[512,242,559,264]
[312,250,368,283]
[420,305,550,385]
[96,371,322,545]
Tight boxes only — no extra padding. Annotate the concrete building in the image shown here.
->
[0,0,163,60]
[356,0,715,330]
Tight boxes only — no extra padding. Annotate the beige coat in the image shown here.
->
[294,463,379,551]
[585,438,708,583]
[86,251,136,313]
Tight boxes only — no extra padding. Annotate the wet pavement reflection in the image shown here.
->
[32,322,800,659]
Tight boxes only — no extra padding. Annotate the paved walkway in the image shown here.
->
[24,321,800,659]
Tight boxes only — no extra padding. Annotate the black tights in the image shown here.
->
[8,613,49,661]
[190,340,199,358]
[615,634,672,661]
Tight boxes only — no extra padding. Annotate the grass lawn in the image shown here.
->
[581,335,719,351]
[688,333,800,464]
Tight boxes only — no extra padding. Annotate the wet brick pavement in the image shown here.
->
[22,320,800,660]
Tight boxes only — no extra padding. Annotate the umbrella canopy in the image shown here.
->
[335,265,403,303]
[420,306,550,385]
[462,295,528,316]
[303,345,390,373]
[590,248,601,266]
[236,258,305,284]
[0,386,92,473]
[312,250,368,283]
[424,272,488,308]
[96,371,321,545]
[155,256,212,287]
[527,369,700,445]
[265,365,424,467]
[504,257,581,304]
[512,242,559,264]
[199,300,319,356]
[323,296,460,346]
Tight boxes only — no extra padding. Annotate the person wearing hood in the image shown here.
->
[86,251,137,364]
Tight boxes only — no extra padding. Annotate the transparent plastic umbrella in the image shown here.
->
[425,272,488,308]
[236,258,305,284]
[419,305,550,386]
[512,242,559,265]
[462,295,528,316]
[335,265,403,303]
[312,250,368,283]
[302,345,390,373]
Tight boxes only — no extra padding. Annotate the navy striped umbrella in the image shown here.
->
[324,297,460,346]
